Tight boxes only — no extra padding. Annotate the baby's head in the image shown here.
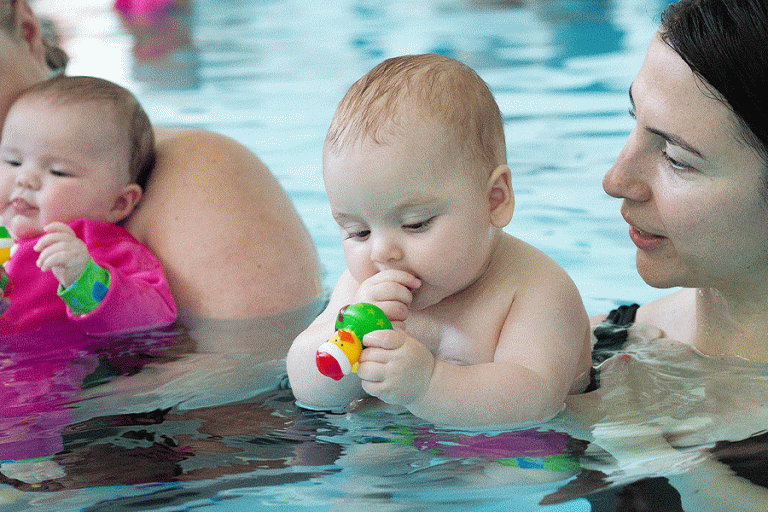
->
[323,55,513,310]
[14,75,155,188]
[324,53,507,182]
[0,76,154,239]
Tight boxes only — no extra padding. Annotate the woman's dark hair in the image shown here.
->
[660,0,768,162]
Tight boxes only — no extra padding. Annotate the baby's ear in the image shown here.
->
[107,183,143,224]
[487,165,514,227]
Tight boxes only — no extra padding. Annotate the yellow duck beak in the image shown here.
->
[316,329,362,380]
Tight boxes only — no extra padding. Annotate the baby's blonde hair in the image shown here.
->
[325,54,507,175]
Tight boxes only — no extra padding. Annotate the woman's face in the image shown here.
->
[603,34,768,296]
[0,7,49,136]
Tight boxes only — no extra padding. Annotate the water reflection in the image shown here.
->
[0,298,320,479]
[548,329,768,509]
[116,0,200,89]
[0,325,186,485]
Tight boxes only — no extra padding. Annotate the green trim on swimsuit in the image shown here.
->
[58,258,110,315]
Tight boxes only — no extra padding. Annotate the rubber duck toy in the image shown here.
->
[0,227,11,265]
[316,302,393,381]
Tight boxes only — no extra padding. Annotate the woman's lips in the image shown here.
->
[628,225,666,251]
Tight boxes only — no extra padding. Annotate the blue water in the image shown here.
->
[4,0,767,511]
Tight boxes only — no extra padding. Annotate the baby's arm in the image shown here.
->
[360,256,591,428]
[286,268,420,411]
[34,220,176,333]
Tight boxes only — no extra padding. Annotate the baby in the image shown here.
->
[0,75,176,335]
[287,54,592,428]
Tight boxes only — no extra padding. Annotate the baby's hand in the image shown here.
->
[354,269,421,323]
[357,329,434,407]
[34,222,90,288]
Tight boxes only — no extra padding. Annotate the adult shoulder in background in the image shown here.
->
[126,126,322,320]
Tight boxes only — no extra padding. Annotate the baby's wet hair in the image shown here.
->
[325,53,506,175]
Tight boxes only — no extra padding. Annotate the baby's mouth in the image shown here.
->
[11,198,36,215]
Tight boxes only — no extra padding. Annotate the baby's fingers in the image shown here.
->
[36,243,72,272]
[362,329,411,351]
[36,239,88,271]
[357,273,420,306]
[34,224,77,253]
[370,300,409,323]
[367,270,421,292]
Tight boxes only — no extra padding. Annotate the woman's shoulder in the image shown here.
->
[126,126,322,319]
[152,127,272,177]
[635,288,695,342]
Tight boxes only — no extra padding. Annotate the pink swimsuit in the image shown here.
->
[0,218,176,337]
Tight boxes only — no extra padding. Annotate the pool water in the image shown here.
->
[2,0,767,510]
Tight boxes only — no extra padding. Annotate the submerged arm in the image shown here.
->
[286,271,366,411]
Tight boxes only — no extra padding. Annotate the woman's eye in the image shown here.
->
[403,217,436,232]
[662,149,694,173]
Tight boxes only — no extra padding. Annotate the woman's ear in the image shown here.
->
[108,184,143,224]
[487,164,514,228]
[15,1,46,68]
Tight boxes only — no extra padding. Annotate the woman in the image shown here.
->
[601,0,768,362]
[582,0,768,508]
[0,0,322,330]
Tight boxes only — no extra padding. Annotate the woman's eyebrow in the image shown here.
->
[629,84,706,160]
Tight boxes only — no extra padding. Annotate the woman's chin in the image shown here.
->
[636,258,683,290]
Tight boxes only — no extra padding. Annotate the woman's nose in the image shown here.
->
[370,232,403,265]
[603,129,651,203]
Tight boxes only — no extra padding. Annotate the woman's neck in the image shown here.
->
[694,287,768,362]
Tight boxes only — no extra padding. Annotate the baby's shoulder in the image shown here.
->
[494,234,572,284]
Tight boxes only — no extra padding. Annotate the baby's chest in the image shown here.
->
[406,313,499,365]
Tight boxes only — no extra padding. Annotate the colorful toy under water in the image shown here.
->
[316,302,393,381]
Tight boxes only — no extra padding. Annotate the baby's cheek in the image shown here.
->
[344,249,378,284]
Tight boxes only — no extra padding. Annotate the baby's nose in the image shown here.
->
[370,233,403,264]
[15,169,41,190]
